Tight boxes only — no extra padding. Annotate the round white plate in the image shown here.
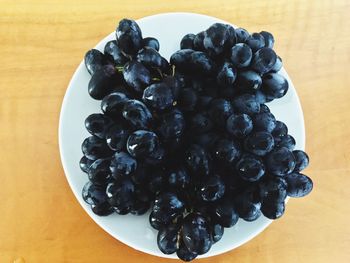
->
[59,12,305,259]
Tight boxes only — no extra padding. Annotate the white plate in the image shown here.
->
[59,12,305,259]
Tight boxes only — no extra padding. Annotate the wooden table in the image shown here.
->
[1,0,349,262]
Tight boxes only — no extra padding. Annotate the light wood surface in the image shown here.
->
[1,0,350,262]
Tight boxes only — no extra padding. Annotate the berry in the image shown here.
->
[136,46,163,69]
[180,33,196,49]
[142,37,160,51]
[88,65,120,100]
[101,92,129,118]
[233,94,260,115]
[157,224,179,254]
[265,147,296,176]
[85,113,113,139]
[126,130,159,158]
[123,61,151,93]
[142,82,174,110]
[199,175,225,202]
[251,47,277,74]
[122,99,153,129]
[285,172,313,197]
[158,109,185,139]
[235,28,250,43]
[104,40,128,65]
[262,73,289,99]
[105,124,129,151]
[217,62,237,88]
[245,33,265,52]
[236,155,265,182]
[116,19,142,56]
[260,31,274,49]
[88,158,111,185]
[82,136,114,160]
[230,43,253,68]
[244,131,275,156]
[293,150,309,172]
[235,70,262,92]
[84,49,112,75]
[109,151,137,177]
[182,213,212,255]
[208,98,234,127]
[226,113,253,138]
[252,112,277,133]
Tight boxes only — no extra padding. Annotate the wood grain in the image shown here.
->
[1,0,350,262]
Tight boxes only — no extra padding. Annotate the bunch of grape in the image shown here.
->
[80,18,313,261]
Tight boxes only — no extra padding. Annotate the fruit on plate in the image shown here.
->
[79,18,313,261]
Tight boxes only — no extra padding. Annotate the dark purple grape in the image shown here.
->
[122,99,153,129]
[199,175,225,202]
[261,198,285,219]
[109,151,137,178]
[208,98,234,128]
[142,82,174,110]
[236,155,265,182]
[185,144,210,176]
[251,47,277,74]
[244,131,275,156]
[82,136,114,160]
[245,33,265,52]
[262,73,289,99]
[253,112,276,133]
[182,213,212,255]
[235,28,250,43]
[230,43,252,68]
[276,134,296,150]
[85,113,113,139]
[105,124,129,152]
[211,224,224,243]
[272,121,288,141]
[106,178,135,212]
[203,23,235,56]
[234,187,261,221]
[88,158,111,185]
[101,92,129,118]
[104,40,128,65]
[293,150,309,172]
[158,109,185,139]
[260,31,275,49]
[212,138,241,167]
[259,176,287,203]
[226,113,253,138]
[176,239,198,261]
[180,33,195,49]
[123,60,151,93]
[130,200,150,215]
[213,200,239,227]
[84,49,112,75]
[235,70,262,92]
[233,94,260,115]
[265,147,296,176]
[84,184,114,216]
[80,156,93,173]
[126,130,159,158]
[285,172,313,197]
[88,65,120,100]
[167,166,190,189]
[157,224,179,254]
[116,19,142,56]
[270,56,282,73]
[193,31,205,51]
[136,46,163,69]
[152,192,185,225]
[217,62,237,88]
[142,37,160,51]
